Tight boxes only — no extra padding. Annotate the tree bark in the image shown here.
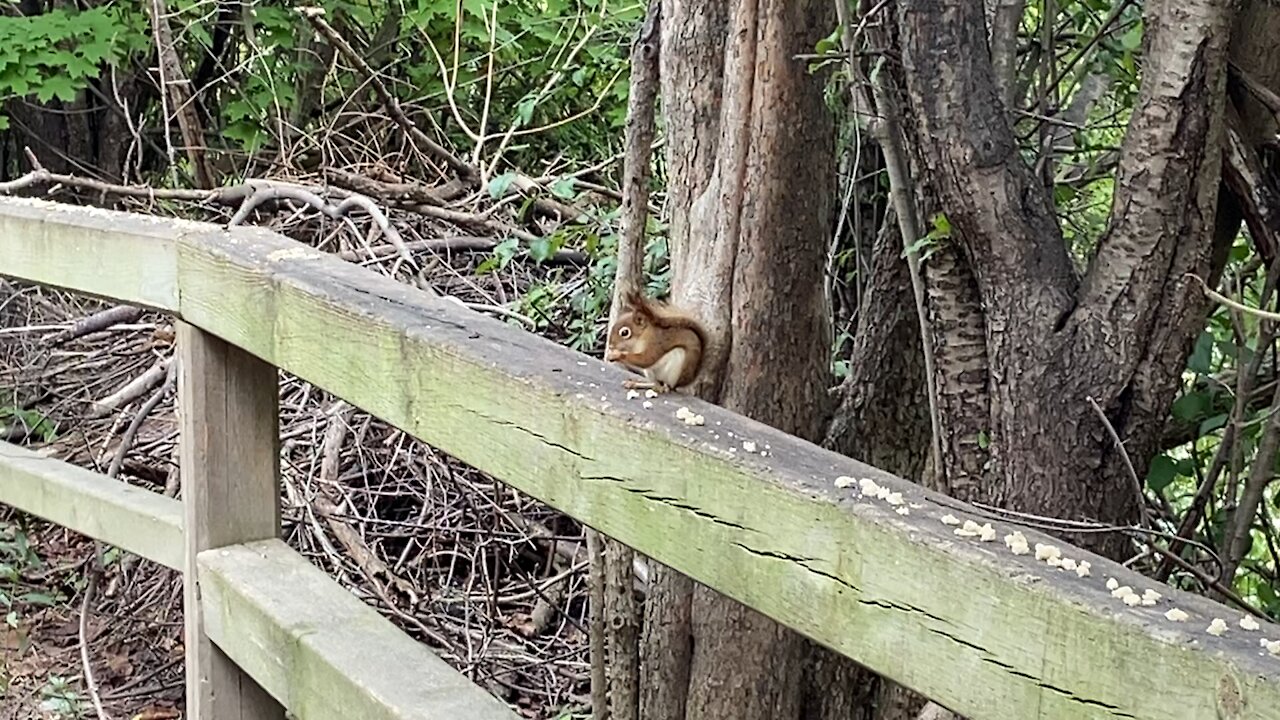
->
[893,0,1238,562]
[644,1,836,719]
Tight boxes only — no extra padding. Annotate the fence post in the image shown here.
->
[178,321,285,719]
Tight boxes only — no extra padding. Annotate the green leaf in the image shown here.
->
[977,430,990,450]
[18,592,56,607]
[487,172,518,199]
[1171,392,1208,422]
[549,176,576,199]
[1187,331,1214,374]
[1145,454,1177,494]
[1198,413,1228,436]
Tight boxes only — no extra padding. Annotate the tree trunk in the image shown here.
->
[891,0,1237,564]
[642,1,837,718]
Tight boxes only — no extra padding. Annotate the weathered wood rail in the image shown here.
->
[1,195,1278,720]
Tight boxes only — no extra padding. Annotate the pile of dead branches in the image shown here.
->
[0,180,609,718]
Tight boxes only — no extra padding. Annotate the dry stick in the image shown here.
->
[1220,376,1280,591]
[228,180,418,272]
[149,0,215,189]
[859,44,945,484]
[87,358,172,420]
[42,306,144,347]
[1086,396,1152,531]
[1159,268,1280,580]
[593,4,662,719]
[81,363,177,720]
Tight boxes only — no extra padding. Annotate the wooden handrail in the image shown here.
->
[3,195,1279,720]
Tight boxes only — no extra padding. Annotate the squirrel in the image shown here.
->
[604,289,707,393]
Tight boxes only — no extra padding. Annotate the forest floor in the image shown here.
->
[0,189,600,720]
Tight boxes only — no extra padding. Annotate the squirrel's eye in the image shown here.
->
[619,326,631,339]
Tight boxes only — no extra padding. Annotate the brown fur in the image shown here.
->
[605,290,707,389]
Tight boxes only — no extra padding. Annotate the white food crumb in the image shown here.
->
[884,492,904,506]
[1110,585,1134,600]
[1046,556,1063,568]
[1123,593,1141,607]
[1034,543,1061,562]
[858,477,880,496]
[1010,542,1030,556]
[627,390,640,400]
[1060,558,1077,571]
[1003,531,1027,548]
[1207,618,1228,636]
[874,486,894,500]
[940,514,961,526]
[1141,589,1161,606]
[1075,561,1091,577]
[1164,608,1189,622]
[976,523,997,542]
[1240,615,1261,631]
[1263,639,1280,656]
[743,441,757,452]
[895,506,910,516]
[684,414,705,426]
[760,450,768,457]
[1106,578,1119,591]
[834,476,857,489]
[954,526,979,538]
[645,389,659,398]
[642,401,653,409]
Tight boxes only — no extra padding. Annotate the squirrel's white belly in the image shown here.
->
[644,347,687,387]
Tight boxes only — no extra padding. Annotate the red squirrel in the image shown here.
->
[604,289,707,393]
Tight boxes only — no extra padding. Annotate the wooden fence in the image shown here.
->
[1,195,1278,720]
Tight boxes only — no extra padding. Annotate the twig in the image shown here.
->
[1086,395,1152,530]
[1187,272,1280,322]
[228,180,417,273]
[42,306,144,347]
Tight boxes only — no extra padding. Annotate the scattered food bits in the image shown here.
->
[1122,593,1142,607]
[1110,585,1135,600]
[627,390,640,400]
[1241,615,1261,631]
[743,440,758,452]
[1003,531,1027,548]
[1263,639,1280,656]
[954,526,979,538]
[909,503,923,509]
[1046,556,1063,568]
[874,486,894,500]
[1060,558,1077,571]
[940,514,961,526]
[1034,543,1062,562]
[645,389,659,398]
[895,506,910,516]
[675,406,704,425]
[1207,618,1228,636]
[1075,561,1091,577]
[859,478,881,496]
[1010,543,1030,556]
[1165,608,1189,622]
[760,450,768,457]
[1141,589,1162,606]
[834,476,857,489]
[1106,578,1120,591]
[977,524,997,542]
[642,401,654,409]
[884,492,904,506]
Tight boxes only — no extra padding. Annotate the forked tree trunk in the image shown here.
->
[640,0,839,718]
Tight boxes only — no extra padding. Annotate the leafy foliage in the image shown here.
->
[0,5,147,126]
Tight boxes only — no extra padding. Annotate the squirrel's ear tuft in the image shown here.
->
[623,288,648,314]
